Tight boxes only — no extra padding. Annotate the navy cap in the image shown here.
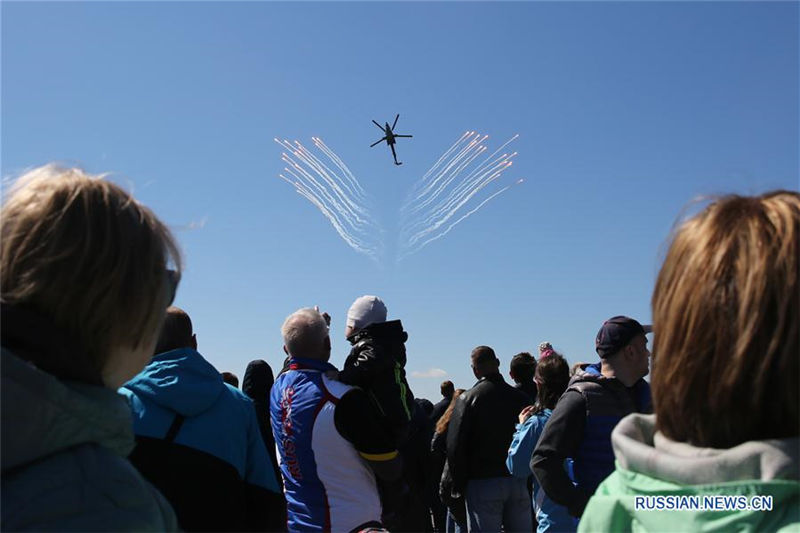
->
[595,316,652,358]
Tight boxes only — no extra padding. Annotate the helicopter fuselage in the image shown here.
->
[384,124,396,144]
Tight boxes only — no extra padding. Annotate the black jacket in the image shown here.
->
[339,320,415,442]
[242,360,283,491]
[445,373,529,494]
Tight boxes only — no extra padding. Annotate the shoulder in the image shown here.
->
[2,443,177,531]
[322,375,355,399]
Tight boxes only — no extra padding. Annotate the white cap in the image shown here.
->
[346,295,387,331]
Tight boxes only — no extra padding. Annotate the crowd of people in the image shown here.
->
[0,164,797,533]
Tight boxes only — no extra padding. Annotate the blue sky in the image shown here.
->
[3,1,798,402]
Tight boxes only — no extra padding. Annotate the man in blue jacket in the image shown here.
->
[271,307,403,533]
[121,307,283,531]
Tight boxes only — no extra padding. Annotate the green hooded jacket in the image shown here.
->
[578,414,799,533]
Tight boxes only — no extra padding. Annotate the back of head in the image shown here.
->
[534,352,570,411]
[440,380,455,398]
[155,306,194,354]
[242,359,275,403]
[1,165,181,383]
[346,295,387,332]
[471,345,500,376]
[652,190,799,448]
[221,372,239,389]
[282,307,330,360]
[510,352,536,383]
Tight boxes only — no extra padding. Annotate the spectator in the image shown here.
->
[431,380,455,425]
[338,295,416,444]
[538,342,555,359]
[507,352,575,532]
[531,316,653,520]
[121,306,282,531]
[271,307,402,532]
[221,371,239,388]
[242,359,282,488]
[509,352,538,403]
[431,389,467,533]
[1,165,179,530]
[416,397,435,417]
[580,191,800,531]
[446,346,531,532]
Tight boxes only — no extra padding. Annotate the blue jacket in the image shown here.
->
[271,357,391,533]
[121,348,281,530]
[507,409,576,533]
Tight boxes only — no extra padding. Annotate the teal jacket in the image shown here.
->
[579,414,799,532]
[1,349,178,531]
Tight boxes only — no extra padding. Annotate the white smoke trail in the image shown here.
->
[414,156,515,234]
[400,133,521,259]
[404,138,487,218]
[274,137,379,260]
[406,166,508,247]
[401,179,523,259]
[404,134,486,216]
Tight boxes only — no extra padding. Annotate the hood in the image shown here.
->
[613,414,800,484]
[122,347,226,417]
[242,359,275,404]
[348,319,408,345]
[0,303,103,385]
[1,349,134,472]
[582,413,800,531]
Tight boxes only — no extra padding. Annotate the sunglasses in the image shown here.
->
[166,269,180,307]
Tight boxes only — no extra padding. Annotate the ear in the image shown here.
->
[191,334,197,350]
[283,345,289,355]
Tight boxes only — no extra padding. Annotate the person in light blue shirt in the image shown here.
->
[507,350,577,533]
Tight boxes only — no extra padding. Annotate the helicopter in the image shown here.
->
[370,114,412,165]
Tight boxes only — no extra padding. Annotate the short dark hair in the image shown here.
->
[221,372,239,388]
[440,380,455,397]
[155,306,193,354]
[509,352,536,383]
[471,345,498,372]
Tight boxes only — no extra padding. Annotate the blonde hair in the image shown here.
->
[652,190,799,447]
[1,165,182,372]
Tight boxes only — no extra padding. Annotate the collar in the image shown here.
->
[0,302,103,385]
[477,372,506,385]
[613,414,800,483]
[287,357,338,373]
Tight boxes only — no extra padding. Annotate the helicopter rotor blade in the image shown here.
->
[372,120,385,131]
[394,135,413,138]
[370,137,387,148]
[392,114,400,130]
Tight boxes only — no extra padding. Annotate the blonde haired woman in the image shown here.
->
[1,165,181,530]
[579,190,799,531]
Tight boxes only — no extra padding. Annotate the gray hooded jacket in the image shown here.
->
[1,349,178,531]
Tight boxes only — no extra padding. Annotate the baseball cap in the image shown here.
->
[346,295,387,331]
[595,316,653,358]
